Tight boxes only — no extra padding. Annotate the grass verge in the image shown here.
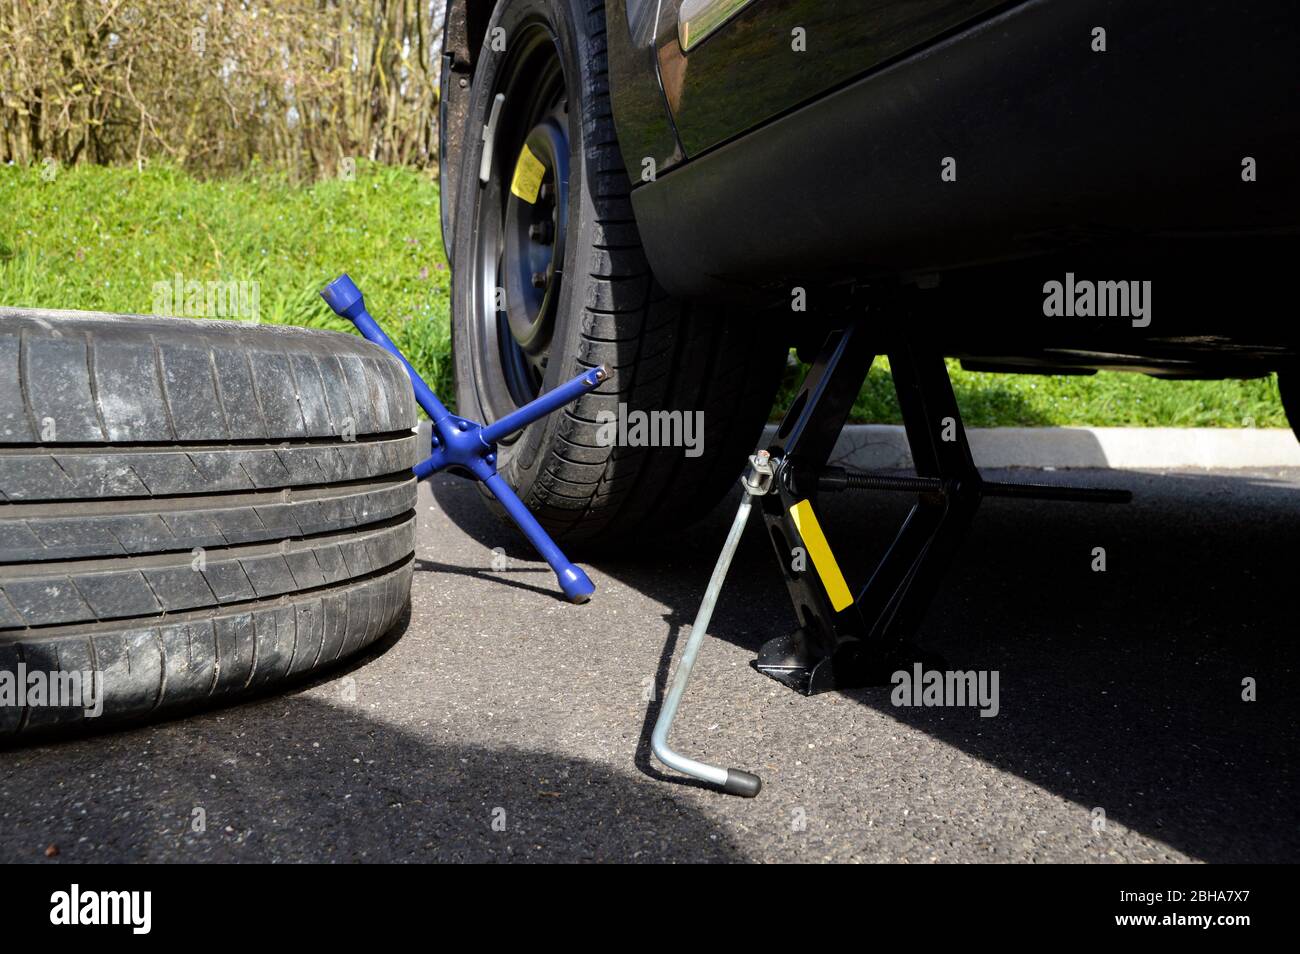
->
[1,162,1287,428]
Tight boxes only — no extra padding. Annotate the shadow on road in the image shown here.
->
[0,694,747,863]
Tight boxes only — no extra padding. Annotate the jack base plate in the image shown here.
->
[755,629,949,696]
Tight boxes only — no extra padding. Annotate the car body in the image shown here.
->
[445,0,1299,377]
[437,0,1300,544]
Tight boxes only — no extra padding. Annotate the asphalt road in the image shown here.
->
[2,467,1297,863]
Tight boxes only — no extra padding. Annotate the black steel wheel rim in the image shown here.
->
[468,22,570,430]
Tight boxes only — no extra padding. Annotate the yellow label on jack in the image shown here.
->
[789,499,854,612]
[510,144,546,204]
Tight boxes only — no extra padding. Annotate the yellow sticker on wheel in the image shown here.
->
[789,499,854,612]
[510,144,546,204]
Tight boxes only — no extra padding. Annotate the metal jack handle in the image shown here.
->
[650,452,774,797]
[321,273,603,603]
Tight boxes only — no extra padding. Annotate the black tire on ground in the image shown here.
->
[1281,371,1300,442]
[448,0,788,545]
[0,309,418,741]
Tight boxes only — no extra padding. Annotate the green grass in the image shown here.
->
[0,160,453,401]
[776,358,1288,429]
[0,161,1287,428]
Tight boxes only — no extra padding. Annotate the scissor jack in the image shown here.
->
[321,274,603,603]
[651,322,1132,795]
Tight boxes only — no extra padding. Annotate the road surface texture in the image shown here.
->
[2,467,1296,863]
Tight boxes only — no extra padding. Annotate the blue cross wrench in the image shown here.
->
[321,274,603,603]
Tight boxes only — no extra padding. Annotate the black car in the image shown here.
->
[438,0,1300,543]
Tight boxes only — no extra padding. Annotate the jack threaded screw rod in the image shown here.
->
[819,467,1131,504]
